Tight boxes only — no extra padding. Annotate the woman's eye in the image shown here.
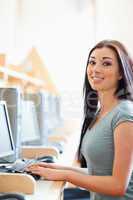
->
[103,62,112,67]
[89,60,96,65]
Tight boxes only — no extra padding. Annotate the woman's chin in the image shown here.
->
[91,85,103,91]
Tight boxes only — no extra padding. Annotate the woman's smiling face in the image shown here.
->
[87,47,122,93]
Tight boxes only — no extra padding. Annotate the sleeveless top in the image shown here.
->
[81,100,133,200]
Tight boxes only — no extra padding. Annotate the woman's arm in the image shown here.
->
[29,162,88,174]
[64,166,88,174]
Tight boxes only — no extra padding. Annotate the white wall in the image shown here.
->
[0,0,17,57]
[95,0,133,56]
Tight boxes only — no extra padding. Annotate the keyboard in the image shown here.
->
[0,155,55,180]
[0,159,41,180]
[5,159,37,173]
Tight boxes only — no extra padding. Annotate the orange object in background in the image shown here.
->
[0,54,6,80]
[0,54,6,66]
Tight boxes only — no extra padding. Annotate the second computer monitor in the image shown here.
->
[21,100,41,145]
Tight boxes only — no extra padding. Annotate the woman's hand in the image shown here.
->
[26,163,68,181]
[29,162,64,169]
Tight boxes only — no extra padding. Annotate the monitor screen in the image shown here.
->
[21,100,40,144]
[0,87,21,160]
[55,96,62,124]
[38,91,53,143]
[0,101,15,158]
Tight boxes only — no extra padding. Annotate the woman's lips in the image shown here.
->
[91,76,104,83]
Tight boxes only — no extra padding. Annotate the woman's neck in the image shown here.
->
[98,91,119,114]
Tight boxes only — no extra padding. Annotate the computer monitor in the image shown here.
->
[51,95,62,127]
[0,87,21,160]
[0,101,15,159]
[22,92,41,133]
[21,100,41,145]
[38,91,53,144]
[55,95,62,125]
[22,92,62,145]
[22,91,49,145]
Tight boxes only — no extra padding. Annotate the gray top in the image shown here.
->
[81,100,133,200]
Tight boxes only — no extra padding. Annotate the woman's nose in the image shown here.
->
[92,63,102,72]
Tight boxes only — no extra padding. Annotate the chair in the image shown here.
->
[64,187,90,200]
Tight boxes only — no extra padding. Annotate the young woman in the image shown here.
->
[27,40,133,200]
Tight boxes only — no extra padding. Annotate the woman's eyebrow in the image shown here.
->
[90,56,113,60]
[90,56,95,59]
[102,57,113,60]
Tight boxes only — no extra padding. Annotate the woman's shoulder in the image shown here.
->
[117,99,133,113]
[111,100,133,130]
